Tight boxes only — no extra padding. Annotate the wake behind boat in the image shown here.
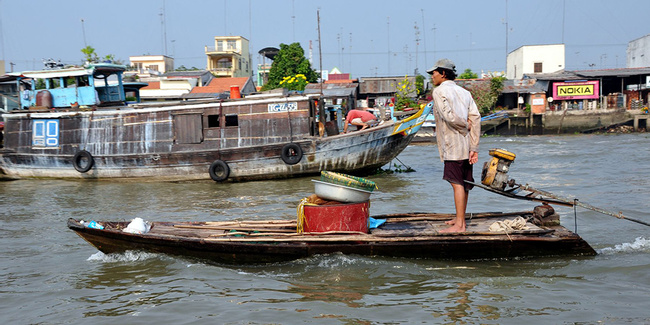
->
[0,64,430,181]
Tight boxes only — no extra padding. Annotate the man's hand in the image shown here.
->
[469,151,478,165]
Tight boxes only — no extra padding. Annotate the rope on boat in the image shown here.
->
[488,216,530,242]
[488,217,529,233]
[296,197,317,233]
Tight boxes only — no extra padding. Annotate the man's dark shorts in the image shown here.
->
[443,160,474,191]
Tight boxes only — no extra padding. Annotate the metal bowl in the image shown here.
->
[312,180,372,203]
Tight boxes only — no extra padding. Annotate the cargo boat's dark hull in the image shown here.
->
[67,211,596,264]
[1,95,430,181]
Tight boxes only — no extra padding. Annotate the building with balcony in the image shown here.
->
[128,55,174,79]
[205,36,251,78]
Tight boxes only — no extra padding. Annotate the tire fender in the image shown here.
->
[209,159,230,182]
[73,150,94,173]
[281,143,303,165]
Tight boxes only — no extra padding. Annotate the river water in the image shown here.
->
[1,134,649,324]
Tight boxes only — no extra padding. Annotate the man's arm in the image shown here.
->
[467,98,481,160]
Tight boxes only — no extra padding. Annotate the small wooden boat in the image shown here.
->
[67,210,596,264]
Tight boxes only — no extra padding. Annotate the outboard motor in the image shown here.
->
[481,149,516,190]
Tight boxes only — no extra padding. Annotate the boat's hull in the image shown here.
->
[0,125,414,181]
[0,96,430,181]
[67,214,596,264]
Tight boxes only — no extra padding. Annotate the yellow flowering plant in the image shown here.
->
[394,76,417,109]
[279,74,308,91]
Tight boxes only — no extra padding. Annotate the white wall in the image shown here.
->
[627,35,650,68]
[507,44,565,79]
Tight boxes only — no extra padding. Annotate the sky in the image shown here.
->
[0,0,648,78]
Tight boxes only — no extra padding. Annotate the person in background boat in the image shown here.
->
[428,58,481,233]
[343,108,377,133]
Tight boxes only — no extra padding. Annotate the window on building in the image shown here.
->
[534,62,543,73]
[227,40,237,51]
[173,114,203,144]
[217,41,224,51]
[207,114,220,128]
[225,115,238,127]
[149,65,159,72]
[32,119,59,147]
[217,58,232,69]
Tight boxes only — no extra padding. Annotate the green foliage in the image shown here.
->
[262,43,318,91]
[458,68,478,79]
[81,46,99,63]
[395,76,416,109]
[415,75,425,98]
[175,65,201,71]
[463,76,506,115]
[279,74,308,91]
[81,46,121,64]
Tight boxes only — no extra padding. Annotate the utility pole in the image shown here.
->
[432,24,437,61]
[81,19,87,48]
[292,0,296,42]
[421,9,428,70]
[349,33,353,77]
[160,2,168,56]
[562,0,566,44]
[414,22,420,75]
[505,0,509,68]
[387,17,391,76]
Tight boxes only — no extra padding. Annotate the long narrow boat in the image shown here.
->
[1,64,430,181]
[67,210,596,264]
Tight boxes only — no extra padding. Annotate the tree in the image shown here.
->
[81,46,99,63]
[175,65,200,71]
[262,42,318,91]
[80,46,122,64]
[415,75,426,98]
[458,68,478,79]
[463,76,506,114]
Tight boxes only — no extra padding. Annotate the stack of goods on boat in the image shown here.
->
[297,171,380,234]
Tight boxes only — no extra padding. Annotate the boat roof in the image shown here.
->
[8,63,126,79]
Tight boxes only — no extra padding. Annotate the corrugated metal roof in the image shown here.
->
[304,83,358,97]
[358,76,417,95]
[525,67,650,80]
[574,67,650,78]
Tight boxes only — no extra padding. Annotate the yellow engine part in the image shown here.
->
[482,157,500,186]
[488,148,516,161]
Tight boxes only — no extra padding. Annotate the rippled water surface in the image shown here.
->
[1,134,649,324]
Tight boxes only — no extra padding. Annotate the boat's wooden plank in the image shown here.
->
[200,231,556,242]
[173,225,296,233]
[377,211,532,220]
[204,220,296,226]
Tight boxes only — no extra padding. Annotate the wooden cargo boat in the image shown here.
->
[67,210,596,264]
[1,64,430,181]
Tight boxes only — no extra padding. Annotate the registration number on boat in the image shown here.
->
[268,102,298,113]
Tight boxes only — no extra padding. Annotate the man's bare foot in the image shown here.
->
[439,225,466,233]
[445,219,456,225]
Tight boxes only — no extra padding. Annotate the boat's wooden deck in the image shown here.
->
[139,214,552,242]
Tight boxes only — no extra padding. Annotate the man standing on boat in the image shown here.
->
[343,108,377,133]
[428,58,481,233]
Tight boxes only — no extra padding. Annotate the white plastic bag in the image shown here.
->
[123,217,151,234]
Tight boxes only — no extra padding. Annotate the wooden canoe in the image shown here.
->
[67,211,596,264]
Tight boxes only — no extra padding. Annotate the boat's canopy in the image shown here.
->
[10,63,128,109]
[9,63,126,80]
